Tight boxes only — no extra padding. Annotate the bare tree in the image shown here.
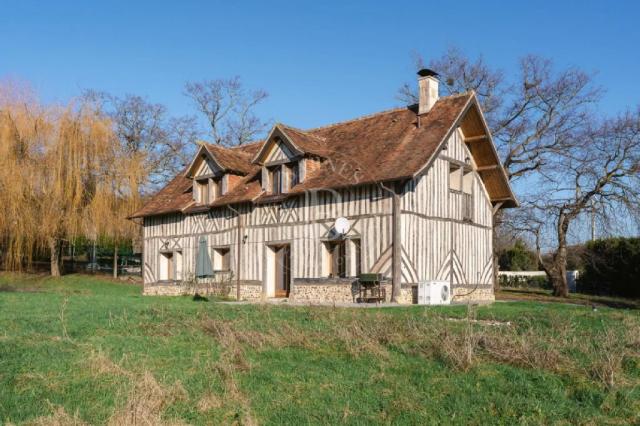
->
[398,48,602,293]
[531,113,640,297]
[184,76,268,146]
[519,111,640,296]
[398,47,601,182]
[398,46,505,124]
[83,90,199,189]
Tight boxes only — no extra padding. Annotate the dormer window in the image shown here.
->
[286,162,299,189]
[194,176,224,204]
[196,178,210,204]
[269,166,282,194]
[214,178,224,198]
[265,161,301,195]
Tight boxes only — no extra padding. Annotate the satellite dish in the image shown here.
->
[334,217,350,235]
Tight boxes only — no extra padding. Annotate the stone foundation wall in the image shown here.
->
[143,280,263,300]
[451,285,495,304]
[290,279,417,304]
[143,280,494,305]
[143,283,184,296]
[290,278,359,303]
[227,282,263,300]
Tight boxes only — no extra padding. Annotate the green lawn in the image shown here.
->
[1,273,639,425]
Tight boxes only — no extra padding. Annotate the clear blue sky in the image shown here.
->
[1,0,638,131]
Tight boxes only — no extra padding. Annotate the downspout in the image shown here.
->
[379,181,403,303]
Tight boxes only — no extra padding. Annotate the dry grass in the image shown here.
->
[107,371,187,426]
[436,328,480,371]
[196,392,223,412]
[201,319,258,425]
[587,327,628,389]
[23,405,87,426]
[201,305,640,393]
[86,350,129,378]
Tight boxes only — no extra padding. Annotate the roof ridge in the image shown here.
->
[278,123,327,142]
[229,140,264,150]
[304,106,411,132]
[439,90,474,100]
[198,140,264,151]
[203,143,252,159]
[195,93,472,146]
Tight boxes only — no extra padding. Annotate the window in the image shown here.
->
[194,177,225,203]
[213,247,230,271]
[159,252,174,281]
[462,170,473,221]
[462,170,473,195]
[325,240,346,278]
[214,178,223,198]
[196,179,209,204]
[174,250,183,280]
[450,162,474,221]
[269,166,282,194]
[286,162,299,189]
[449,164,462,192]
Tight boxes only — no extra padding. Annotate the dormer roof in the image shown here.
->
[251,124,331,165]
[185,143,258,178]
[130,91,517,219]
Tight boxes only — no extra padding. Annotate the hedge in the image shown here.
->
[578,237,640,298]
[498,274,551,290]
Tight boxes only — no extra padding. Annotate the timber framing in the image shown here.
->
[133,85,517,305]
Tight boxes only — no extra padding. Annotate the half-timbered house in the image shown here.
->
[130,69,517,303]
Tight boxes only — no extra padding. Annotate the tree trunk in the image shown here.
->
[113,243,118,279]
[549,267,568,297]
[548,214,570,297]
[49,238,62,277]
[92,240,97,273]
[71,241,76,272]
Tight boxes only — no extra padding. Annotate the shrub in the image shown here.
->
[499,274,551,289]
[579,237,640,298]
[498,240,537,271]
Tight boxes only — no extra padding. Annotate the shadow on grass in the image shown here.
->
[497,287,640,310]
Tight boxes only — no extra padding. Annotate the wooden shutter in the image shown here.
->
[196,237,213,277]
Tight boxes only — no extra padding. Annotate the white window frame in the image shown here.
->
[212,246,231,271]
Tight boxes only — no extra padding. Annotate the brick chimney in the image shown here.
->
[417,69,439,115]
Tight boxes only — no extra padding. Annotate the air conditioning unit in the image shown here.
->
[417,281,451,305]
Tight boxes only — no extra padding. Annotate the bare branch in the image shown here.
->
[184,77,268,146]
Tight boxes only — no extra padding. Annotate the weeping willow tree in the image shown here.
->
[0,83,144,276]
[87,148,145,278]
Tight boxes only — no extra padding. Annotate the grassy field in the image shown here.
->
[497,287,640,309]
[1,274,639,425]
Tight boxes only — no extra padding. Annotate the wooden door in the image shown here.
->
[274,245,290,297]
[329,241,346,278]
[166,252,174,280]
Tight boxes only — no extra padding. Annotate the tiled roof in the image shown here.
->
[131,169,195,218]
[203,143,257,175]
[278,125,333,158]
[130,92,503,218]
